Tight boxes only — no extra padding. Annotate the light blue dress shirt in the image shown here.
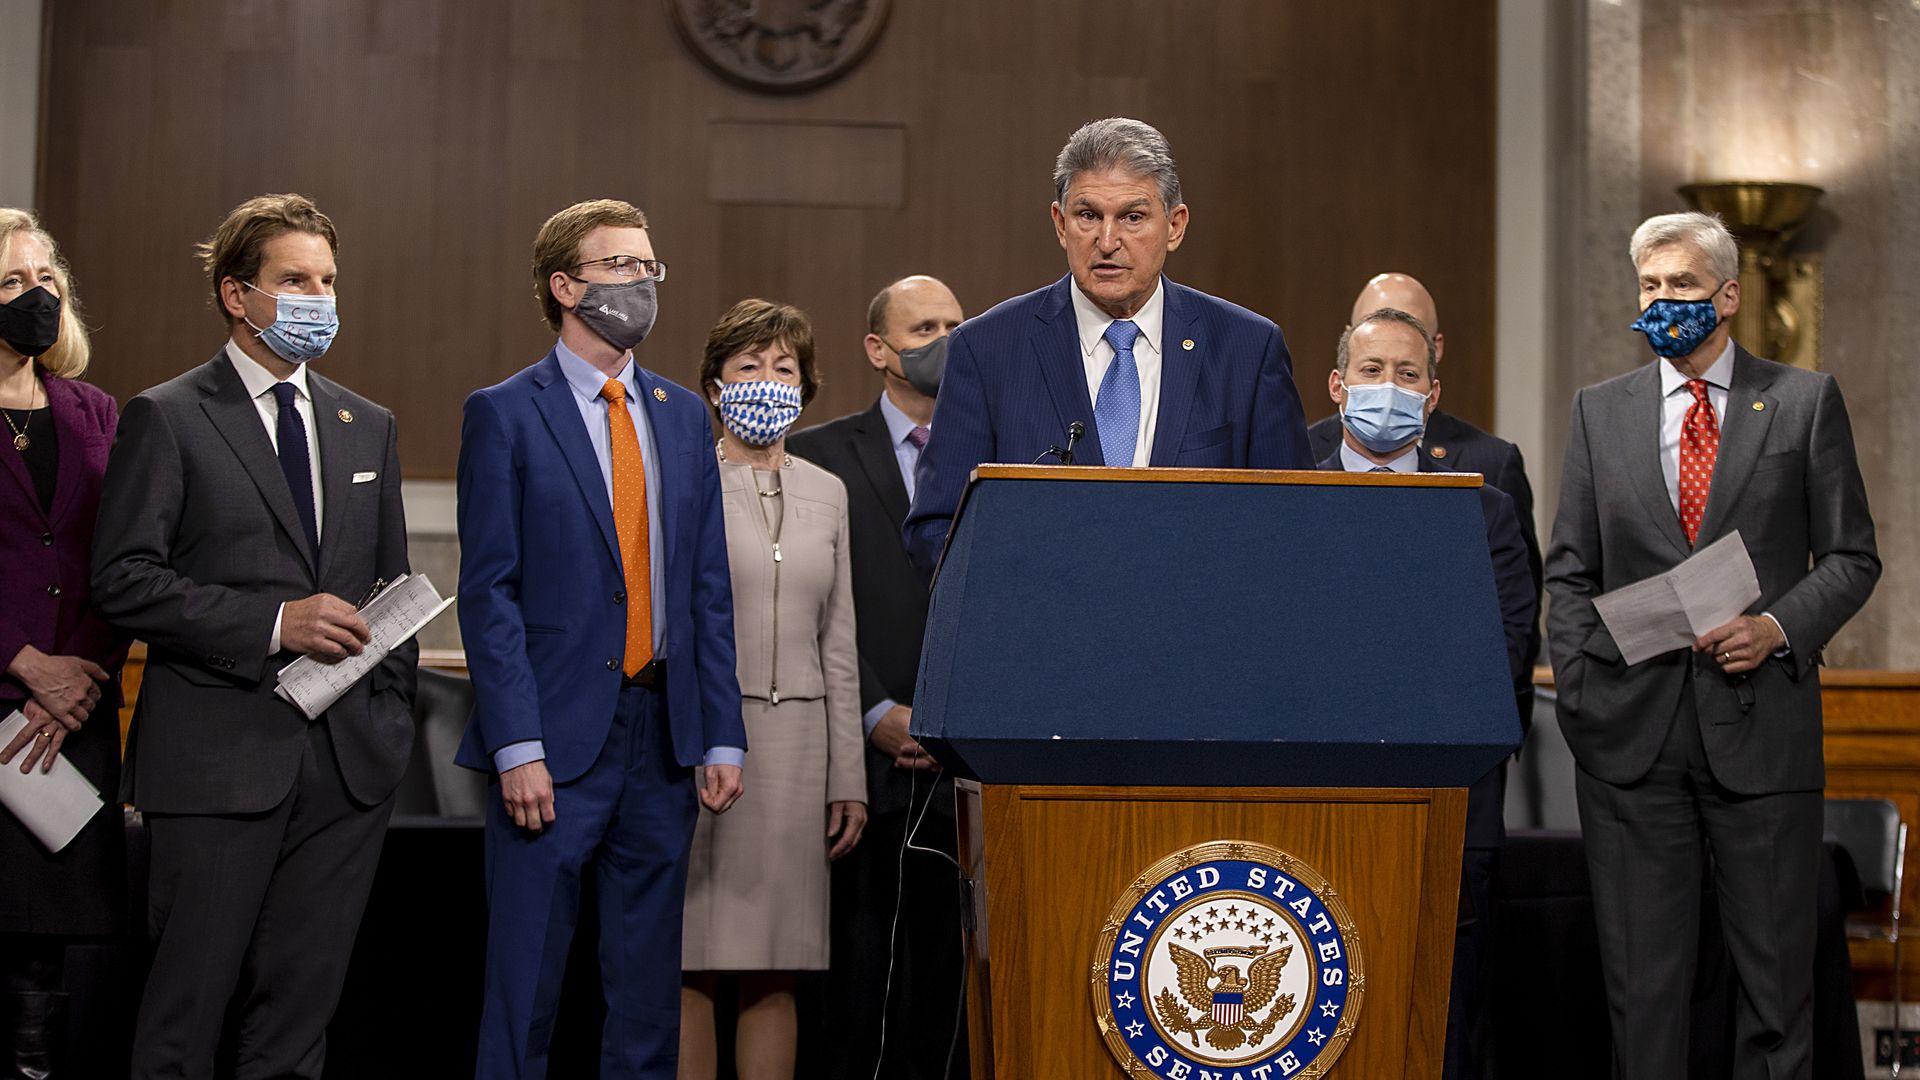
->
[1338,440,1418,474]
[861,391,928,739]
[492,340,745,773]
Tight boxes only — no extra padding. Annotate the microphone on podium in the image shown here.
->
[1034,420,1086,465]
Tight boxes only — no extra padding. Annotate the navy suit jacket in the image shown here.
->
[903,275,1313,574]
[454,349,745,782]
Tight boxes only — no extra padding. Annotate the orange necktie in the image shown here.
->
[601,379,654,675]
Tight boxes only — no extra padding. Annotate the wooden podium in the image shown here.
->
[912,467,1520,1079]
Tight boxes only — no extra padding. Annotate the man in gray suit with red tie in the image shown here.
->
[93,194,416,1079]
[1546,211,1879,1078]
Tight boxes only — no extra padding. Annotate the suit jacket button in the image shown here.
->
[607,658,618,671]
[40,532,52,546]
[45,584,60,597]
[614,590,626,605]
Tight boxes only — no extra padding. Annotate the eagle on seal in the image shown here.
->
[1155,942,1297,1052]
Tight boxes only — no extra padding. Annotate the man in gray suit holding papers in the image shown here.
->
[1546,210,1879,1079]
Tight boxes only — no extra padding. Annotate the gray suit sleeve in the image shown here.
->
[91,394,281,682]
[1764,375,1880,676]
[1544,387,1613,671]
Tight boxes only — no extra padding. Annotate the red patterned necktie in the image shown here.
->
[1678,379,1719,546]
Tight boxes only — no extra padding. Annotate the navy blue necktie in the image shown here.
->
[271,382,320,555]
[1095,320,1142,467]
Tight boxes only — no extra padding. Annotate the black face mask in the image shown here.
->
[0,286,60,358]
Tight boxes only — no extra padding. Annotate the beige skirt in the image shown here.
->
[682,695,834,970]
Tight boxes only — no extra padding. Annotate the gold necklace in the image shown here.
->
[716,439,791,488]
[1,377,37,452]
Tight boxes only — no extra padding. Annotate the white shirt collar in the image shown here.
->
[554,337,637,402]
[1069,276,1165,358]
[225,338,311,401]
[1658,338,1736,397]
[1339,440,1419,474]
[876,389,921,447]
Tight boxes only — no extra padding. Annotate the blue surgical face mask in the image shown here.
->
[1630,283,1727,359]
[1340,381,1430,454]
[244,282,338,364]
[716,379,804,447]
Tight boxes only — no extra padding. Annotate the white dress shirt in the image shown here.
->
[225,340,323,656]
[1658,339,1734,514]
[1654,340,1790,650]
[1070,278,1165,467]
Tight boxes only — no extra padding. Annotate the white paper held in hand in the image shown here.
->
[275,573,456,720]
[0,710,105,853]
[1592,532,1763,667]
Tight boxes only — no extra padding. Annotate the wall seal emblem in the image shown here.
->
[668,0,891,93]
[1092,840,1365,1079]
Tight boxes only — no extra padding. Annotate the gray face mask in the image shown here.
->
[889,334,948,397]
[571,278,657,351]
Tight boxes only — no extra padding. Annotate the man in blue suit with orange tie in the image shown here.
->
[457,199,746,1079]
[903,117,1313,573]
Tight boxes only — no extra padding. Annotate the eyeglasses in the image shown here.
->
[572,255,668,283]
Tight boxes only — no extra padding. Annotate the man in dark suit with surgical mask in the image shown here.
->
[92,194,417,1080]
[1318,307,1534,1080]
[1547,211,1879,1078]
[789,274,969,1080]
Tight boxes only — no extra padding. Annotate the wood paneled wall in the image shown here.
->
[37,0,1495,476]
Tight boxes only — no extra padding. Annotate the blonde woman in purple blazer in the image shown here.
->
[0,209,129,1078]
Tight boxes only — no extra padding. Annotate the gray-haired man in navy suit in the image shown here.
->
[903,117,1313,575]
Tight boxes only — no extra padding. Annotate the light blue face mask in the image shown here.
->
[244,282,339,364]
[716,379,804,447]
[1340,381,1430,454]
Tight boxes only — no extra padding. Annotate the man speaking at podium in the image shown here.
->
[902,117,1313,574]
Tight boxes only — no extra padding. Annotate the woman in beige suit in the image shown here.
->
[680,299,867,1080]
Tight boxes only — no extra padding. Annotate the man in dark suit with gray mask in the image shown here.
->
[789,275,970,1079]
[1546,210,1879,1078]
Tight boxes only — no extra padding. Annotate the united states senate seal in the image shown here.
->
[1091,840,1364,1079]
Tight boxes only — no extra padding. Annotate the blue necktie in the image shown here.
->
[271,382,320,555]
[1095,320,1142,467]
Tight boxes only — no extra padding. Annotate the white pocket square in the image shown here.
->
[351,471,378,483]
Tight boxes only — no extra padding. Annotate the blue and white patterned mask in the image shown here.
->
[244,282,338,364]
[717,379,803,447]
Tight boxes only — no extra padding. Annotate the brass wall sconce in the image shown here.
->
[1678,181,1824,369]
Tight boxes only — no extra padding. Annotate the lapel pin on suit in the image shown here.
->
[1181,338,1195,351]
[654,387,668,402]
[337,409,354,423]
[1430,445,1448,461]
[1752,401,1765,411]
